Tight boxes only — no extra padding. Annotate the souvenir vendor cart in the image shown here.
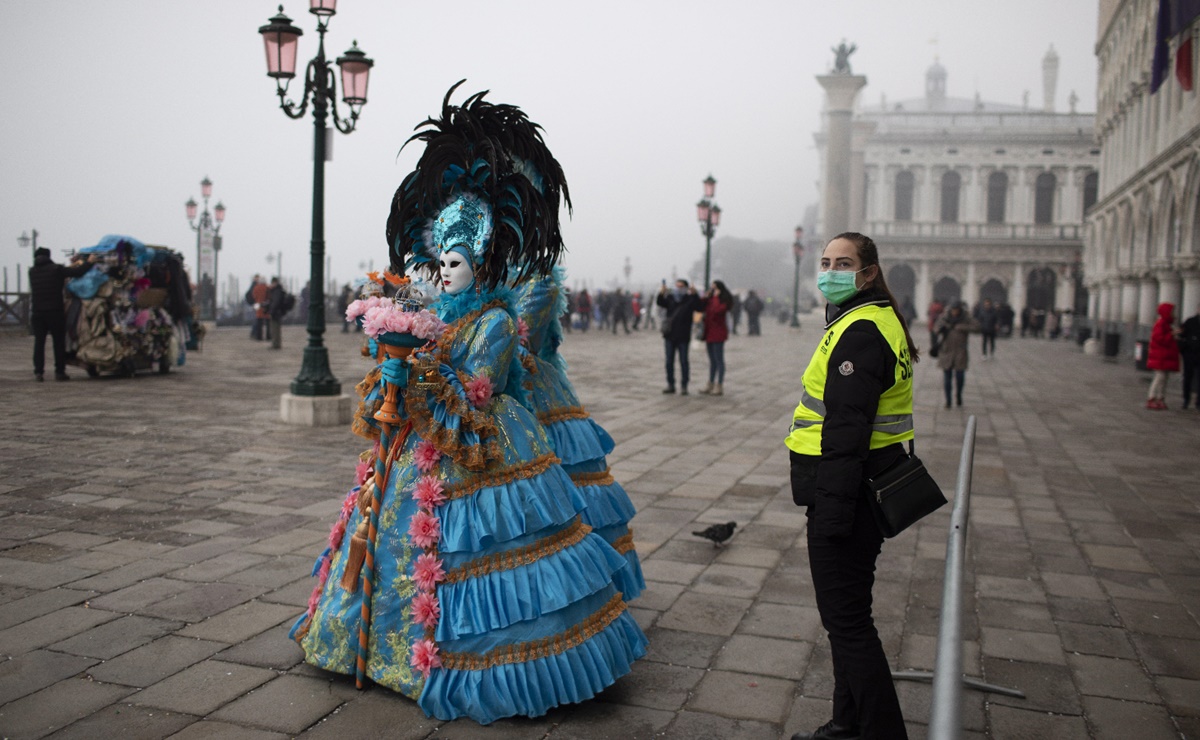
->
[64,235,196,377]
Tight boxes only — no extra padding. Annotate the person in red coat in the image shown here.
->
[1146,302,1180,410]
[701,280,733,396]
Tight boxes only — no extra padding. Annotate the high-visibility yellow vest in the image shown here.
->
[784,302,914,455]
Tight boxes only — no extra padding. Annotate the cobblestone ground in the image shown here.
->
[0,313,1197,739]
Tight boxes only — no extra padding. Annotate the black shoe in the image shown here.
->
[662,387,676,394]
[55,373,70,381]
[956,396,962,407]
[35,373,44,382]
[681,388,689,396]
[791,720,860,740]
[944,401,951,409]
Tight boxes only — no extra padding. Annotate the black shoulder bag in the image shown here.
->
[865,441,947,538]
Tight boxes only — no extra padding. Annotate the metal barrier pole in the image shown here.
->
[893,415,1024,740]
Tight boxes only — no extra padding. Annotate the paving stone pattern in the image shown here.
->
[1,317,1198,739]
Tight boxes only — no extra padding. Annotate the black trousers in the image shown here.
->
[31,311,68,376]
[1183,354,1200,407]
[807,493,907,739]
[981,331,996,356]
[663,338,690,389]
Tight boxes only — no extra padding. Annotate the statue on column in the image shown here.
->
[831,40,857,74]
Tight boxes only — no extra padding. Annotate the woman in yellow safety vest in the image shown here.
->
[786,232,920,740]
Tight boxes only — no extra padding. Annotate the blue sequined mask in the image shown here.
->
[428,193,493,264]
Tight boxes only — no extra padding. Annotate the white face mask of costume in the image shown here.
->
[438,249,475,295]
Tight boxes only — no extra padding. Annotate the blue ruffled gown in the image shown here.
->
[510,272,645,600]
[291,288,647,724]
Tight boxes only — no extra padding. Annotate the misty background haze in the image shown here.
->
[1,0,1098,304]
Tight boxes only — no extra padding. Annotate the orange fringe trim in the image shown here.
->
[537,406,590,425]
[443,518,590,584]
[440,592,627,671]
[569,468,614,487]
[442,453,561,501]
[611,531,636,555]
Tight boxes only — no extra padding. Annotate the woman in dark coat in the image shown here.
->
[701,280,732,396]
[934,302,980,408]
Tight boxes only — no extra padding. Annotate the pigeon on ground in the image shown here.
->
[693,521,737,546]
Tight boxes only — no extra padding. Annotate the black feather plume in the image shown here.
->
[385,81,571,290]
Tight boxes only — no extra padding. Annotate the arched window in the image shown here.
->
[987,171,1008,223]
[1082,171,1099,213]
[1035,172,1056,224]
[940,171,961,223]
[894,171,914,221]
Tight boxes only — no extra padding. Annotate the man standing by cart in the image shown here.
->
[29,247,91,381]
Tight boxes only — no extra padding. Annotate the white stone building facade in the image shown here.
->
[817,54,1099,324]
[1085,0,1200,350]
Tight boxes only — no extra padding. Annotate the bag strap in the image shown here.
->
[907,439,915,456]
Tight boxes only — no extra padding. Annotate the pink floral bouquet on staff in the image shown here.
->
[345,273,446,346]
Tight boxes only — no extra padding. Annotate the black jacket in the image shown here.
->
[29,254,90,314]
[267,284,287,319]
[656,289,701,342]
[795,289,906,539]
[1182,314,1200,358]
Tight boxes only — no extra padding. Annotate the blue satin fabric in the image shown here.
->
[510,273,646,600]
[293,290,646,724]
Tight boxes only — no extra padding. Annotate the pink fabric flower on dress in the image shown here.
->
[410,639,442,677]
[408,510,441,549]
[464,375,494,408]
[328,519,347,550]
[354,460,373,487]
[306,582,323,617]
[414,440,442,473]
[412,475,446,509]
[342,487,360,516]
[414,553,446,590]
[517,317,530,341]
[411,590,441,628]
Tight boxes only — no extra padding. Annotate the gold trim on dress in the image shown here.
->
[443,518,591,584]
[442,453,561,501]
[440,592,627,670]
[611,531,636,555]
[568,468,614,487]
[537,406,590,425]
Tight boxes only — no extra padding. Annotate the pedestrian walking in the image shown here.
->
[730,292,743,335]
[630,292,642,331]
[251,275,271,341]
[786,232,918,740]
[29,247,92,381]
[743,289,764,336]
[611,289,631,334]
[576,289,592,332]
[1181,303,1200,409]
[267,277,287,349]
[927,298,945,349]
[1146,302,1180,410]
[700,280,732,396]
[657,279,701,394]
[934,301,980,408]
[978,298,999,359]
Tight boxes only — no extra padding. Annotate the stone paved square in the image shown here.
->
[0,318,1198,737]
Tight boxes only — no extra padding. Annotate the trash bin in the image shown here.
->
[1134,340,1148,370]
[1103,332,1120,357]
[1075,326,1091,346]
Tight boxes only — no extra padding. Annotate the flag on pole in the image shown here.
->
[1177,35,1195,91]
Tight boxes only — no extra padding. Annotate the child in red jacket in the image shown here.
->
[1146,302,1180,410]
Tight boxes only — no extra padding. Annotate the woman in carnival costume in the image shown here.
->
[509,268,646,600]
[290,83,647,724]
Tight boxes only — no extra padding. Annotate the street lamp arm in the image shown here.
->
[276,59,320,120]
[326,68,360,134]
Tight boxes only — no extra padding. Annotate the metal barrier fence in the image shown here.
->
[893,415,1024,739]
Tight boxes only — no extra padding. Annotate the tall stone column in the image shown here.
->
[964,260,979,308]
[817,72,868,240]
[1137,276,1159,334]
[1181,271,1200,317]
[1157,271,1182,312]
[917,260,932,323]
[1012,262,1026,311]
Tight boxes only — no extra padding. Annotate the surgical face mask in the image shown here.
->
[672,286,685,299]
[817,267,867,305]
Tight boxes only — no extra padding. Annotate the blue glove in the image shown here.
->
[381,357,408,387]
[367,337,379,357]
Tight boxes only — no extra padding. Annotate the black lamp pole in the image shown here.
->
[17,229,37,263]
[259,3,373,397]
[791,226,804,328]
[696,175,721,289]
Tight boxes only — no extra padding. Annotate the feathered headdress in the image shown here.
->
[386,81,571,290]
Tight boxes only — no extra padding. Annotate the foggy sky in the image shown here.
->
[0,0,1099,299]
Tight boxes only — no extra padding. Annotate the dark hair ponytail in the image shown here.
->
[830,232,921,363]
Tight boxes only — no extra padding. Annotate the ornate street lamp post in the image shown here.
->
[695,175,721,289]
[185,178,226,320]
[259,2,373,398]
[791,226,804,328]
[17,230,38,263]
